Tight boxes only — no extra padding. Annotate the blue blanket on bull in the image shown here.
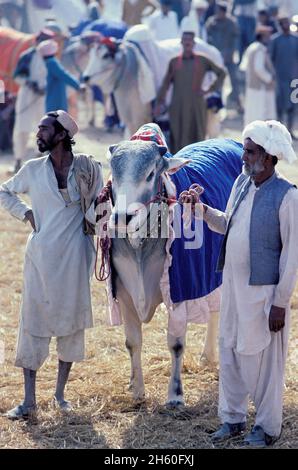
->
[71,19,127,39]
[169,138,243,303]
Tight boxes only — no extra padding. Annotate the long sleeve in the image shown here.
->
[205,57,226,92]
[273,188,298,308]
[269,38,276,66]
[254,49,273,85]
[156,58,175,103]
[47,58,80,90]
[206,20,215,46]
[0,163,31,221]
[203,178,238,234]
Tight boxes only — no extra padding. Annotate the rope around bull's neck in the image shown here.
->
[94,178,176,281]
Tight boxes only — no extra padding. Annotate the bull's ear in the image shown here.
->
[158,145,168,156]
[163,157,190,174]
[107,144,118,161]
[109,144,118,154]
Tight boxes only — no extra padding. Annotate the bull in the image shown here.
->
[93,125,243,406]
[83,25,225,138]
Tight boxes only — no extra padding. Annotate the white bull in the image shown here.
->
[83,25,225,138]
[93,132,243,406]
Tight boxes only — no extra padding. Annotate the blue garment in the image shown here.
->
[86,19,127,39]
[71,20,91,37]
[71,19,127,39]
[269,33,298,121]
[44,57,80,112]
[169,139,243,303]
[217,172,295,285]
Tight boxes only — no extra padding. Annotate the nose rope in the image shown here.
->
[141,178,177,208]
[94,180,112,281]
[94,179,205,281]
[94,178,176,282]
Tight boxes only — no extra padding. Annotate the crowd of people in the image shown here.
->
[0,0,297,166]
[0,0,298,450]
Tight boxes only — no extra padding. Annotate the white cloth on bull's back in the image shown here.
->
[93,174,221,336]
[0,156,96,337]
[125,42,156,104]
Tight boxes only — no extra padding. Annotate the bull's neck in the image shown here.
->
[112,55,127,92]
[111,236,166,322]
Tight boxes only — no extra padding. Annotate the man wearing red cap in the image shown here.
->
[0,110,103,420]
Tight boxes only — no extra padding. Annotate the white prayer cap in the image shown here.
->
[181,17,197,35]
[193,0,208,9]
[37,39,58,57]
[51,110,79,138]
[277,9,290,20]
[243,120,297,164]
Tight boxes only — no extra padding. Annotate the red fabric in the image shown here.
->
[0,28,35,94]
[130,123,167,147]
[100,36,117,50]
[173,53,203,92]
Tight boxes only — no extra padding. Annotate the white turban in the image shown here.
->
[243,120,297,164]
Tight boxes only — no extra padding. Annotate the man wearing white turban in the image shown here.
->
[0,110,103,420]
[185,120,298,446]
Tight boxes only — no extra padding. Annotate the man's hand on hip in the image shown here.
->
[269,305,286,332]
[25,210,36,231]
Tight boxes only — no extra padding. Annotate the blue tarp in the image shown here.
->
[169,138,243,303]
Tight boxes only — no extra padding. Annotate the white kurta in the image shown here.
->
[0,156,96,338]
[204,175,298,436]
[204,177,298,355]
[145,11,180,41]
[241,43,276,126]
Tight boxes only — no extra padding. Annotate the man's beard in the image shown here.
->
[243,159,265,177]
[37,137,56,153]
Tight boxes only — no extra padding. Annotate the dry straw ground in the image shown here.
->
[0,156,297,449]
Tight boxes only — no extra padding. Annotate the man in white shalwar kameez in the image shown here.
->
[183,120,298,446]
[0,110,103,420]
[240,25,276,126]
[12,29,57,174]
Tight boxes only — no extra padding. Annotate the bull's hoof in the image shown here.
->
[53,397,73,413]
[200,353,218,367]
[132,392,145,402]
[128,383,145,399]
[165,399,185,410]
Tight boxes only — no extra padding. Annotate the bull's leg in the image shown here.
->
[167,333,186,407]
[119,296,145,401]
[201,311,219,364]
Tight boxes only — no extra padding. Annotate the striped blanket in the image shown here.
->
[0,28,35,94]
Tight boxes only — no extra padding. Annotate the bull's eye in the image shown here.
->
[102,52,110,59]
[146,171,154,182]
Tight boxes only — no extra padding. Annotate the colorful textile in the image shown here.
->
[0,28,35,94]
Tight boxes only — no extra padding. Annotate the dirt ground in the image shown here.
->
[0,110,297,449]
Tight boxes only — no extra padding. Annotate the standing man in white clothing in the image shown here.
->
[241,25,276,126]
[12,28,55,174]
[181,120,298,446]
[0,110,103,420]
[146,0,179,41]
